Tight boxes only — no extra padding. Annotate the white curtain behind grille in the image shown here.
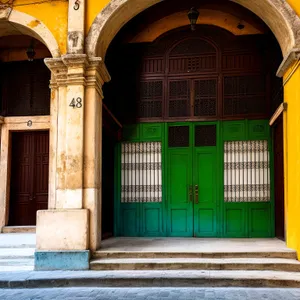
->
[121,142,162,203]
[224,140,270,202]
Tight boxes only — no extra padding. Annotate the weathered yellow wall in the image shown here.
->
[13,0,68,54]
[287,0,300,16]
[85,0,300,35]
[284,62,300,256]
[86,0,108,34]
[285,0,300,257]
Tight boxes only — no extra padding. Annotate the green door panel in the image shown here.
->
[141,203,164,237]
[248,203,272,237]
[120,204,140,236]
[167,149,193,237]
[224,204,247,237]
[193,149,218,237]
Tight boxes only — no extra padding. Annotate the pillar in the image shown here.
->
[83,57,110,251]
[35,56,90,270]
[35,55,110,270]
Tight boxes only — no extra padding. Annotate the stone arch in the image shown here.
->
[86,0,300,61]
[0,8,60,57]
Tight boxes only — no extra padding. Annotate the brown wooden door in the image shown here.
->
[9,131,49,226]
[274,116,285,240]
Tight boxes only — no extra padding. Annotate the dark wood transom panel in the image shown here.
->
[105,26,281,124]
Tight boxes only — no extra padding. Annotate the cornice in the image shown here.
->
[62,54,88,68]
[44,58,67,86]
[44,55,110,89]
[88,57,111,83]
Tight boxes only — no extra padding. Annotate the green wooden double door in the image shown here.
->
[167,123,218,237]
[116,120,274,238]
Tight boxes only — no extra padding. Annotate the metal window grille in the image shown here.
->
[224,140,270,202]
[121,142,162,203]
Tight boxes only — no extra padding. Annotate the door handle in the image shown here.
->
[189,185,193,202]
[195,185,199,204]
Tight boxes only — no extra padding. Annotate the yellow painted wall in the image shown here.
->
[284,62,300,256]
[13,0,68,54]
[287,0,300,16]
[86,0,108,34]
[285,0,300,256]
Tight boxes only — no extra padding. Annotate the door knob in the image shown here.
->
[195,185,199,204]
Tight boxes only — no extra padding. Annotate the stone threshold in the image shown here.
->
[2,226,36,234]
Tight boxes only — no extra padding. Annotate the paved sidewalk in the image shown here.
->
[1,287,300,300]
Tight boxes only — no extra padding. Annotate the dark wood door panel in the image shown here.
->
[9,131,49,226]
[34,131,49,210]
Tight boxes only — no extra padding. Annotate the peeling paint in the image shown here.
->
[27,19,41,28]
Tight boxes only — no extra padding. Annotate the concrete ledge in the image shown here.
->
[34,250,90,271]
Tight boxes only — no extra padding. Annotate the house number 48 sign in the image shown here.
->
[69,97,82,108]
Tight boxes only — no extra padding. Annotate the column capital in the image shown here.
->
[44,58,67,87]
[0,116,4,124]
[85,57,110,98]
[87,57,111,83]
[62,54,88,86]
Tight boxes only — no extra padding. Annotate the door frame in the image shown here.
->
[0,116,51,230]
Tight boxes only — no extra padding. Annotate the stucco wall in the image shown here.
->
[284,62,300,256]
[13,0,68,54]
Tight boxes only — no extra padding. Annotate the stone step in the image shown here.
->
[2,226,36,234]
[0,233,36,248]
[93,250,297,260]
[90,257,300,272]
[2,270,300,288]
[0,265,34,272]
[0,248,35,259]
[0,258,34,266]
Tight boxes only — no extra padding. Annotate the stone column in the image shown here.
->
[83,57,110,251]
[35,56,90,270]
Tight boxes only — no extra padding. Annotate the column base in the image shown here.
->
[36,209,89,250]
[35,250,90,270]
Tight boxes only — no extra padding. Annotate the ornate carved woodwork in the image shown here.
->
[105,26,282,124]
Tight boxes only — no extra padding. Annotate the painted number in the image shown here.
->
[73,0,80,10]
[69,97,82,108]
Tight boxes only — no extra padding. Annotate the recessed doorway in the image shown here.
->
[8,131,49,226]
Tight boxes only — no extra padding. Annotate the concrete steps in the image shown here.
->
[90,257,300,272]
[89,247,300,287]
[0,233,35,271]
[93,250,297,260]
[3,270,300,288]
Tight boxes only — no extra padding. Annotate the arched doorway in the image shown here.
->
[0,10,59,229]
[99,0,286,239]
